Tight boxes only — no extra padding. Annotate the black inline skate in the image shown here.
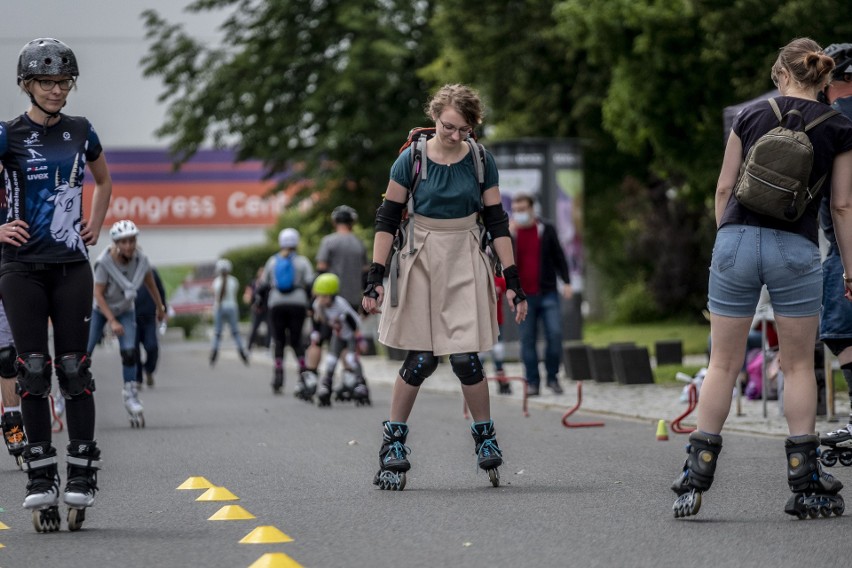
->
[374,421,410,491]
[1,410,27,469]
[316,376,332,407]
[671,431,722,518]
[272,366,285,395]
[819,424,852,467]
[352,376,371,407]
[471,420,502,487]
[64,440,101,531]
[294,370,318,402]
[334,370,355,403]
[21,442,61,532]
[784,434,844,519]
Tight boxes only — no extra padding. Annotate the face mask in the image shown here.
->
[513,211,532,226]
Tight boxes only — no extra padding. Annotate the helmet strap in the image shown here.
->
[25,88,63,131]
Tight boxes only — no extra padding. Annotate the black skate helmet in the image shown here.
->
[331,205,358,225]
[17,38,78,85]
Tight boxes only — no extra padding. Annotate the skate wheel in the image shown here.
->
[33,506,60,532]
[820,506,831,518]
[140,414,146,428]
[488,468,500,487]
[673,490,701,519]
[821,450,838,467]
[839,450,852,467]
[67,507,86,531]
[15,454,23,469]
[808,508,819,519]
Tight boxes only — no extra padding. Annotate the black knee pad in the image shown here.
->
[0,344,17,378]
[16,353,52,398]
[55,353,95,398]
[120,348,138,367]
[450,353,485,385]
[399,351,439,386]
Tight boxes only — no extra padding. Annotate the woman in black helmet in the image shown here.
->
[0,38,112,532]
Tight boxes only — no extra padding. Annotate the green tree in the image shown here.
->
[141,0,438,220]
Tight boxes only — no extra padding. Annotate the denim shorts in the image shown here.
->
[708,225,821,318]
[820,244,852,354]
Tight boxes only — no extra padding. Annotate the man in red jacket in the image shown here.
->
[510,193,573,396]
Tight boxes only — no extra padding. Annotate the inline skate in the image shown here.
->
[64,440,101,531]
[316,375,333,407]
[334,370,356,403]
[272,365,285,395]
[352,376,371,407]
[123,383,145,428]
[784,435,844,519]
[22,442,61,532]
[294,370,318,402]
[374,421,410,490]
[471,420,502,487]
[1,410,26,468]
[819,424,852,467]
[671,431,722,518]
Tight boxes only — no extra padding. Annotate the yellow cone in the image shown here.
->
[0,521,9,530]
[196,486,239,501]
[248,553,305,568]
[208,505,256,521]
[239,525,294,544]
[177,476,215,490]
[656,419,669,441]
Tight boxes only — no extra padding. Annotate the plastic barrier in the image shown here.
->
[463,375,529,419]
[561,381,605,428]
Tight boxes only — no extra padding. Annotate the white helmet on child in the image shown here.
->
[278,228,300,249]
[215,258,232,274]
[110,220,139,241]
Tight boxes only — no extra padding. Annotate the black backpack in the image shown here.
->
[733,98,839,221]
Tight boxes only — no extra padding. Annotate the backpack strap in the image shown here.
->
[805,109,841,131]
[768,98,783,123]
[465,138,486,189]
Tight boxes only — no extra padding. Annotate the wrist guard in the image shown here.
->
[364,262,386,299]
[502,265,527,305]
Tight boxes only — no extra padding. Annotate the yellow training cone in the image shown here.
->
[248,553,305,568]
[656,419,669,441]
[0,543,5,548]
[177,477,215,490]
[0,521,9,530]
[208,505,256,521]
[196,486,239,501]
[239,525,294,544]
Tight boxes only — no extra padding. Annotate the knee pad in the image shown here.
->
[399,351,438,386]
[16,353,52,398]
[324,352,340,372]
[344,351,359,369]
[492,342,505,363]
[0,345,17,379]
[55,353,95,398]
[120,348,138,367]
[450,353,485,385]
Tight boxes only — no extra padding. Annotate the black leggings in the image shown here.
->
[0,261,95,445]
[269,304,307,361]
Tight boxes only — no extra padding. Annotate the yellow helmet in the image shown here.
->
[312,273,340,296]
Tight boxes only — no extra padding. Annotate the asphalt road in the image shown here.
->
[0,340,849,568]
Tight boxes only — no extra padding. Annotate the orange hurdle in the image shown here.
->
[671,383,697,434]
[561,381,605,428]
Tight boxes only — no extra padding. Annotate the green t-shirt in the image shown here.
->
[390,145,499,219]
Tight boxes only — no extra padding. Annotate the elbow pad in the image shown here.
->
[482,204,510,239]
[375,199,406,235]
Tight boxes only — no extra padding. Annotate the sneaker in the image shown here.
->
[497,381,512,395]
[239,349,250,366]
[546,380,564,395]
[526,385,540,397]
[145,372,155,387]
[209,350,218,367]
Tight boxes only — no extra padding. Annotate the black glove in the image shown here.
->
[363,262,386,300]
[502,265,527,305]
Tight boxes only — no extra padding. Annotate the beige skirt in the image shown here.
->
[378,213,498,356]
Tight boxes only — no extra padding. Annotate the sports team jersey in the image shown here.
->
[0,113,103,263]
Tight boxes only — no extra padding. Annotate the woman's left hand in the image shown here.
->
[506,290,528,323]
[81,220,98,246]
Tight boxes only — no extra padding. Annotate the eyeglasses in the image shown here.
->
[34,78,75,91]
[439,119,473,136]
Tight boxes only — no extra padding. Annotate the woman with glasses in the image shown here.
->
[0,38,112,531]
[363,83,527,490]
[670,37,852,520]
